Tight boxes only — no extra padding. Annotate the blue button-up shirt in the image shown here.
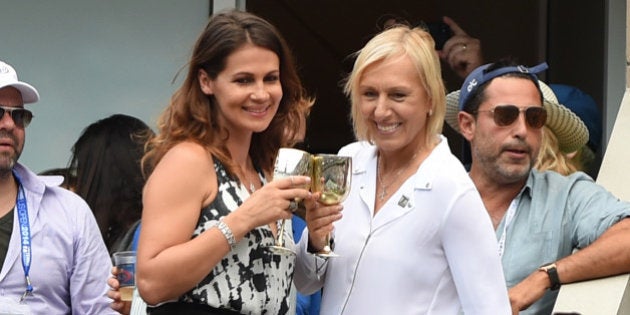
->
[499,170,630,314]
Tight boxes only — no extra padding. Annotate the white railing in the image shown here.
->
[552,89,630,314]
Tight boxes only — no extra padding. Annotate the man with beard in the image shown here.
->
[445,59,630,314]
[0,60,115,314]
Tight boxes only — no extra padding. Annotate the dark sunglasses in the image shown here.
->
[475,105,547,129]
[0,106,34,128]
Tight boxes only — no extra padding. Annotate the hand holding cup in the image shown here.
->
[112,251,136,302]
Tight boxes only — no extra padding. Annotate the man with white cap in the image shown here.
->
[0,60,115,314]
[445,58,630,314]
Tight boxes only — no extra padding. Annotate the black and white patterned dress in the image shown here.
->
[178,159,295,314]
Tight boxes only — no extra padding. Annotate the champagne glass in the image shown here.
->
[311,154,352,258]
[268,148,312,255]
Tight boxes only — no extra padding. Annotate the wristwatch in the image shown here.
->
[538,263,561,291]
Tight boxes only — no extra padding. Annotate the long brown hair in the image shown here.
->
[142,10,313,179]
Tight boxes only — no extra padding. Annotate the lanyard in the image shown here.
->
[12,170,33,302]
[497,196,520,258]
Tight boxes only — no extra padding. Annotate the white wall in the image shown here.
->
[604,0,627,155]
[0,1,209,173]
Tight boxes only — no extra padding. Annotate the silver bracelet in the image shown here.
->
[216,218,236,249]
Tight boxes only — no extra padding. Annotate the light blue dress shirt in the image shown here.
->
[498,170,630,314]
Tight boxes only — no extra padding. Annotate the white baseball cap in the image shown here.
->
[0,61,39,104]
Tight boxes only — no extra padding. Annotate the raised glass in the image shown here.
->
[268,148,312,255]
[311,154,352,258]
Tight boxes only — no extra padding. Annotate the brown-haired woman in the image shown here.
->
[132,10,330,315]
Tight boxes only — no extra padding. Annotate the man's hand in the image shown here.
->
[108,267,132,315]
[508,269,551,313]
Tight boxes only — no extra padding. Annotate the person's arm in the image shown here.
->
[70,197,119,314]
[136,142,223,305]
[293,200,341,295]
[439,16,484,79]
[508,218,630,311]
[559,217,630,281]
[136,142,312,305]
[443,187,512,314]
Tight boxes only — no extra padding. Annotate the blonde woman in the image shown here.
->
[534,81,589,175]
[295,25,510,314]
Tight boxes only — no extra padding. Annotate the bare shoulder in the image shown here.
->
[145,141,217,204]
[140,142,218,257]
[163,141,213,165]
[158,142,214,175]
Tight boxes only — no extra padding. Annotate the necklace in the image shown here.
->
[376,150,420,201]
[248,181,256,194]
[246,170,259,194]
[242,159,259,194]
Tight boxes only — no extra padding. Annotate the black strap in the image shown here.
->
[546,266,561,291]
[540,263,561,291]
[148,302,242,315]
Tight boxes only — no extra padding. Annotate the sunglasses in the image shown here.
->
[0,106,34,128]
[475,105,547,129]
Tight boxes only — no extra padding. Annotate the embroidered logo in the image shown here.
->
[517,65,529,73]
[466,78,478,93]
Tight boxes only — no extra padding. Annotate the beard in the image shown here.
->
[0,131,21,176]
[473,139,534,185]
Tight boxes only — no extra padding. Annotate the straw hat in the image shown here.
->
[445,81,589,153]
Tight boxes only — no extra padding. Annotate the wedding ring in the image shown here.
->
[290,176,295,185]
[288,200,298,212]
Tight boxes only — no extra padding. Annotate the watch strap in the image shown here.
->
[539,263,561,291]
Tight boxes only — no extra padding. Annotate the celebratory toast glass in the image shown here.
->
[268,148,313,255]
[311,154,352,258]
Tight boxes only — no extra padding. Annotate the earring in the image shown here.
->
[428,109,433,116]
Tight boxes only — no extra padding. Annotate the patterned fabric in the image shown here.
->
[179,159,295,314]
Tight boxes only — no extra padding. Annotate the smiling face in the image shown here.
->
[357,54,431,154]
[0,87,25,175]
[462,77,543,184]
[199,43,282,139]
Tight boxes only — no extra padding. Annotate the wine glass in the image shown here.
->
[268,148,313,255]
[311,154,352,258]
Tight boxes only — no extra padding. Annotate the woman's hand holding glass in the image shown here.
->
[303,198,343,253]
[238,175,312,234]
[268,148,313,254]
[308,154,351,257]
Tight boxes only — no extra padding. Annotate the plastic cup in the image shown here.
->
[112,251,136,301]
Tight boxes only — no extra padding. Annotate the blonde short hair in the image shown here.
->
[343,25,446,147]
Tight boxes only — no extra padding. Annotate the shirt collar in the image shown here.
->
[353,135,448,191]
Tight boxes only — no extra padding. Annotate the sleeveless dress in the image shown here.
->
[177,159,296,314]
